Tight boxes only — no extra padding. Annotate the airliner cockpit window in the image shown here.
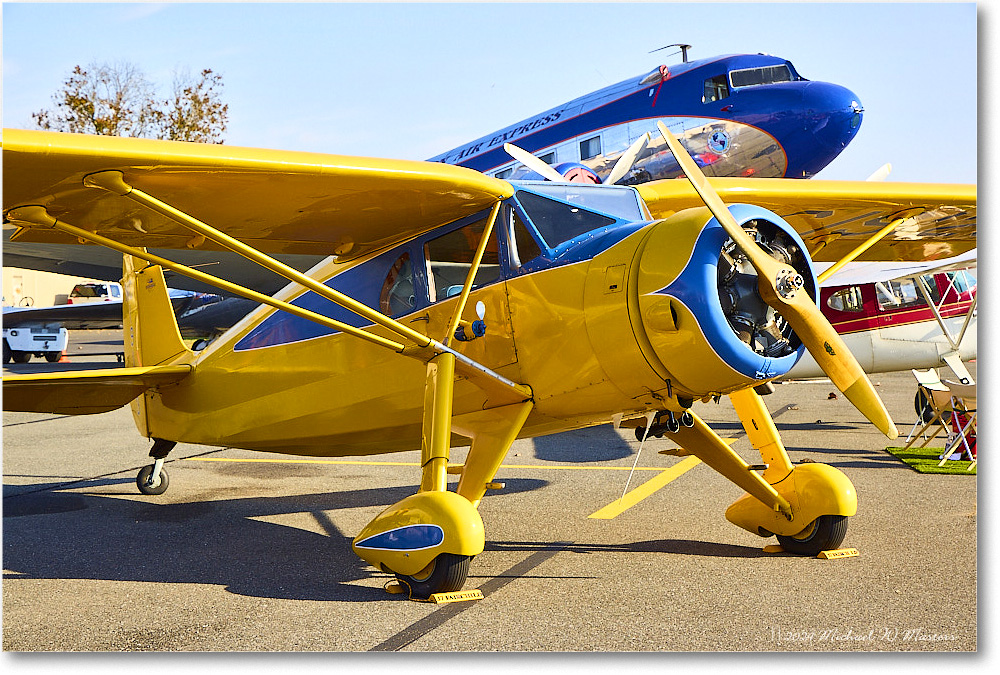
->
[703,75,729,103]
[730,64,794,88]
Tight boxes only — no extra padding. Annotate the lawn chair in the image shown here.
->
[904,369,953,450]
[938,381,976,470]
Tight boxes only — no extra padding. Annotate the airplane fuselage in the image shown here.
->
[787,271,977,378]
[431,53,863,182]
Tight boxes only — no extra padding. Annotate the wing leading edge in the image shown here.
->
[637,177,976,264]
[2,128,514,260]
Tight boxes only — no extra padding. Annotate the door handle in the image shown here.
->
[410,313,430,323]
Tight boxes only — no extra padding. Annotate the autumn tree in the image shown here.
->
[32,61,228,143]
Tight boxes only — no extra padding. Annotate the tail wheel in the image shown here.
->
[136,465,170,496]
[776,514,848,556]
[396,553,471,599]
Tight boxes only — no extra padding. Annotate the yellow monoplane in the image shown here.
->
[2,127,975,598]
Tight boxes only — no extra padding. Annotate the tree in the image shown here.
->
[32,61,228,143]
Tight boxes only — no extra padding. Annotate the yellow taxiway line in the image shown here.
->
[187,452,708,519]
[587,455,702,519]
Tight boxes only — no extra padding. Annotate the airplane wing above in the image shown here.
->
[3,129,514,261]
[637,178,976,264]
[815,249,976,287]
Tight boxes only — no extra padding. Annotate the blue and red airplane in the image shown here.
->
[2,48,864,293]
[431,47,863,184]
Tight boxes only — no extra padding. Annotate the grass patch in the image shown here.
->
[885,446,976,475]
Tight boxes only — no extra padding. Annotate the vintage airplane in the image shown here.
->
[3,48,865,294]
[2,126,975,599]
[433,47,864,184]
[788,255,977,383]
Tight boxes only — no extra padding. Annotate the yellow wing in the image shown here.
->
[637,177,976,263]
[2,128,514,260]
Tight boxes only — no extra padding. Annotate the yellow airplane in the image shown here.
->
[2,126,976,598]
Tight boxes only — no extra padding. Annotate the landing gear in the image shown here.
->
[136,463,170,495]
[136,438,176,496]
[395,553,471,599]
[776,514,849,556]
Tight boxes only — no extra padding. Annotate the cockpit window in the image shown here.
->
[703,75,729,103]
[515,190,616,249]
[730,64,794,88]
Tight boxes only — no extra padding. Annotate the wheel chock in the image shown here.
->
[384,581,407,594]
[427,589,483,604]
[762,544,785,553]
[818,548,859,560]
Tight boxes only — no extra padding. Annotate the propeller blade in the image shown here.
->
[866,163,892,182]
[605,132,650,185]
[655,122,898,439]
[503,143,566,182]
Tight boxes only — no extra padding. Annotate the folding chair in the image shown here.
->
[938,381,976,469]
[904,369,953,450]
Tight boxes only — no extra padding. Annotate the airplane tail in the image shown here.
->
[122,253,191,368]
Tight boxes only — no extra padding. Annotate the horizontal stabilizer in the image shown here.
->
[2,365,192,415]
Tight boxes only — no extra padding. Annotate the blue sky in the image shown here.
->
[2,2,979,183]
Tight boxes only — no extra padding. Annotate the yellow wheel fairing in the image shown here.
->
[725,462,858,538]
[352,491,485,577]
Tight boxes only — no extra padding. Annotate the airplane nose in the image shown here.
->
[802,81,863,151]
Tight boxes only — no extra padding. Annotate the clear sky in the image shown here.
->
[2,1,979,184]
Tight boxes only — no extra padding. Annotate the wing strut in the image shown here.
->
[7,202,532,406]
[815,217,909,285]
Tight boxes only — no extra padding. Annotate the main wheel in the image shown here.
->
[395,553,471,599]
[136,465,170,495]
[12,351,31,363]
[776,514,848,556]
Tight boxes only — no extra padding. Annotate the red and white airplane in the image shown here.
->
[785,251,977,384]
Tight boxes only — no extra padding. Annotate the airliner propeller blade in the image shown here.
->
[865,163,892,182]
[503,143,566,182]
[605,132,651,185]
[655,121,898,439]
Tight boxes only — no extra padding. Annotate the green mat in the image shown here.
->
[885,446,976,475]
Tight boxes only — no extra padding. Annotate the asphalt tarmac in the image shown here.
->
[2,332,978,652]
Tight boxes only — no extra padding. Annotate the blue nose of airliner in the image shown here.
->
[802,81,863,152]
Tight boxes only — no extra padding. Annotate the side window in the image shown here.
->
[379,251,415,316]
[424,218,501,303]
[507,206,543,271]
[918,274,942,305]
[877,279,928,310]
[580,135,602,161]
[538,151,556,165]
[826,286,864,313]
[703,75,729,103]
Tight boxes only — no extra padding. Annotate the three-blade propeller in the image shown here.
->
[655,121,898,439]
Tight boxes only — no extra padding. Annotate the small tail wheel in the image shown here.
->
[136,464,170,495]
[777,514,848,556]
[395,553,471,599]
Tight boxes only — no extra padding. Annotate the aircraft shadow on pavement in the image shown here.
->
[485,538,773,559]
[1,477,546,603]
[531,424,633,462]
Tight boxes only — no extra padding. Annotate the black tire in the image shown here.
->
[44,352,62,363]
[395,553,470,599]
[776,514,848,556]
[3,339,11,364]
[136,465,170,495]
[12,351,31,363]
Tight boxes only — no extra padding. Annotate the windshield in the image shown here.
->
[514,190,616,249]
[520,183,646,221]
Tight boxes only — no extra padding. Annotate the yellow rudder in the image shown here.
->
[122,252,191,368]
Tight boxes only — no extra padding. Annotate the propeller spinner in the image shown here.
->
[655,121,898,439]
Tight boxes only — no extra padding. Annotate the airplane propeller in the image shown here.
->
[865,163,892,182]
[604,132,651,185]
[505,133,650,185]
[502,143,566,182]
[655,121,898,439]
